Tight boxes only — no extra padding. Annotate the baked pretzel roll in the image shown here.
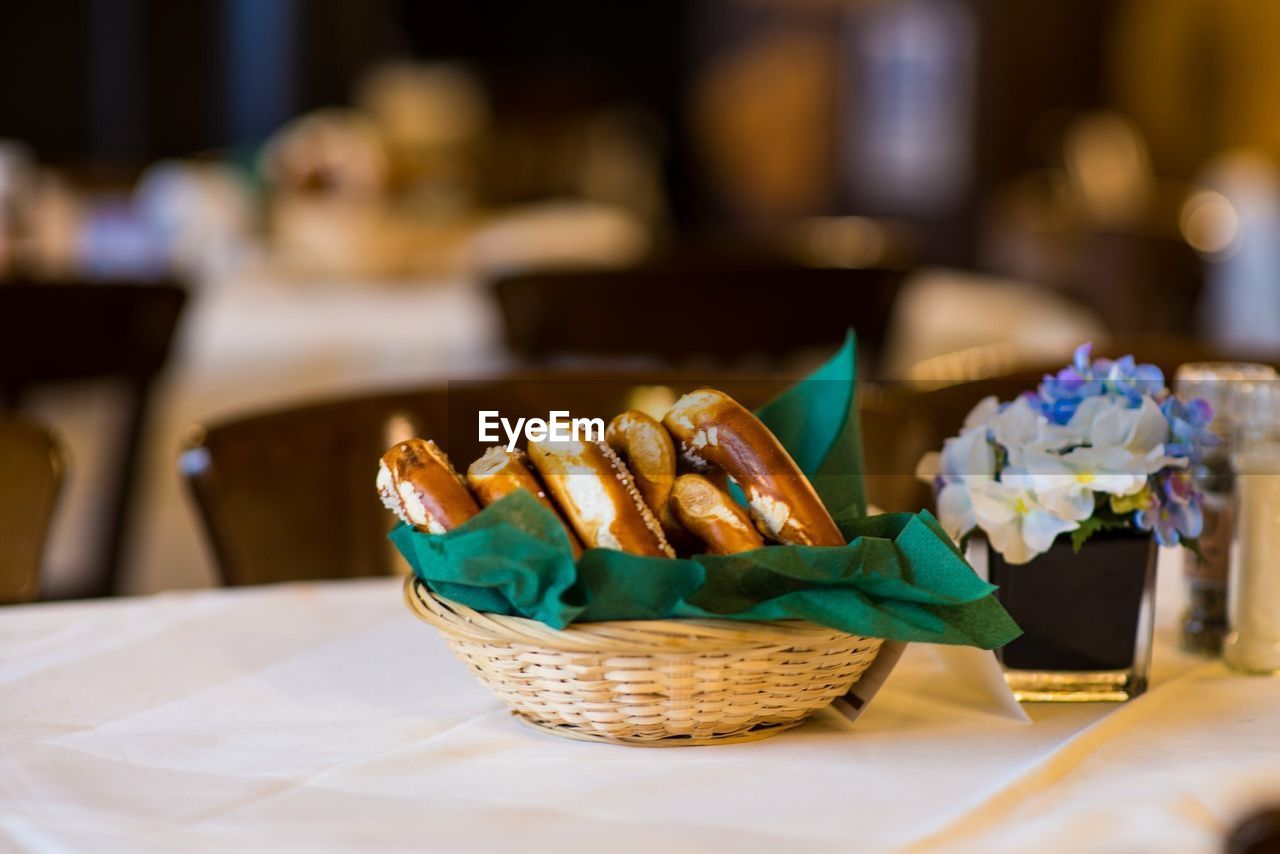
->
[663,389,843,546]
[378,439,479,534]
[605,410,682,537]
[527,439,675,557]
[670,474,764,555]
[466,446,583,556]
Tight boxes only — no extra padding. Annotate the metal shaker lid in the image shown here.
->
[1175,362,1277,434]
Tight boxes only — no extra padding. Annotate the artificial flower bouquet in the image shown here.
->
[920,344,1216,564]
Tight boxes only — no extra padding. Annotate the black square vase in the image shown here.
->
[971,529,1158,702]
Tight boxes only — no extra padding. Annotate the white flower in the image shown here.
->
[923,344,1197,563]
[936,470,1082,562]
[923,396,999,541]
[996,396,1177,524]
[987,397,1074,466]
[936,480,976,541]
[963,395,1000,430]
[917,394,997,489]
[968,477,1079,565]
[926,396,997,478]
[941,424,996,480]
[923,390,1182,563]
[1065,395,1183,475]
[1005,452,1145,521]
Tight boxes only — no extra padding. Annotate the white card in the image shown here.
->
[832,640,908,721]
[922,643,1031,723]
[832,641,1029,723]
[831,510,1027,723]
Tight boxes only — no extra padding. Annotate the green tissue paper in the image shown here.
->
[390,333,1020,649]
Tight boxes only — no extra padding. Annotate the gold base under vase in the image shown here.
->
[1002,668,1146,703]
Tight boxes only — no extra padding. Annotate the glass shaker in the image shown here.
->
[1175,363,1278,655]
[1226,378,1280,674]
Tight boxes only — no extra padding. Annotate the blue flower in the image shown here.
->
[1034,343,1166,425]
[1037,366,1098,425]
[1134,472,1204,546]
[1103,356,1165,403]
[1161,395,1218,465]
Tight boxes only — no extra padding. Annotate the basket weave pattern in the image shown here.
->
[405,578,883,746]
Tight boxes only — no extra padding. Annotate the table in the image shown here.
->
[4,556,1279,852]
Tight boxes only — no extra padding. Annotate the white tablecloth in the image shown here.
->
[4,557,1279,852]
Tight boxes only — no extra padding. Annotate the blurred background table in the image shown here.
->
[119,271,505,594]
[3,549,1278,852]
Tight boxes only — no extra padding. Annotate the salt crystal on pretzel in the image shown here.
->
[605,410,685,541]
[527,438,674,557]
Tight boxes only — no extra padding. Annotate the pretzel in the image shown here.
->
[527,439,675,557]
[605,410,683,539]
[378,439,479,534]
[663,389,843,546]
[669,474,764,555]
[466,446,583,556]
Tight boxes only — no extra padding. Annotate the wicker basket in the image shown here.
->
[404,577,883,746]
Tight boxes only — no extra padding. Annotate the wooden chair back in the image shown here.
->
[0,416,65,604]
[491,262,906,370]
[859,384,935,515]
[0,281,187,597]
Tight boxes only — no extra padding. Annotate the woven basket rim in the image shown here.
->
[403,577,875,654]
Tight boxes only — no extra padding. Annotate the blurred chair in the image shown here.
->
[858,383,935,515]
[0,281,186,597]
[979,111,1209,336]
[1042,230,1204,336]
[182,371,924,586]
[0,415,65,604]
[983,169,1206,336]
[491,260,906,371]
[882,268,1105,380]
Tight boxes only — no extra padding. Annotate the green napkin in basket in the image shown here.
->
[391,334,1021,649]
